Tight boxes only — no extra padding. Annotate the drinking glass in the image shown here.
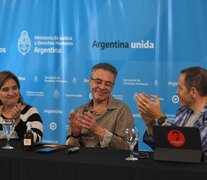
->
[2,118,15,149]
[125,127,138,161]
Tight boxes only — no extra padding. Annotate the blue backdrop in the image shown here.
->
[0,0,207,150]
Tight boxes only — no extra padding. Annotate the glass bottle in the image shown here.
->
[23,122,34,151]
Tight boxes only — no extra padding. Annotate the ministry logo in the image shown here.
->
[53,89,60,98]
[18,30,31,56]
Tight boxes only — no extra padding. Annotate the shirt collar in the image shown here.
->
[85,95,117,112]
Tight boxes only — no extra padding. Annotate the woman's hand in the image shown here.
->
[10,103,25,125]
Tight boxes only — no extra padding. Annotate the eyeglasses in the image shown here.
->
[90,77,114,88]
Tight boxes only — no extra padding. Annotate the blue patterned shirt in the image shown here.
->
[173,103,207,153]
[143,103,207,157]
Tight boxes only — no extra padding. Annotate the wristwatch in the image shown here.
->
[157,115,167,126]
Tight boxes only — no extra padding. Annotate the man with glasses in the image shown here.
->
[66,63,134,150]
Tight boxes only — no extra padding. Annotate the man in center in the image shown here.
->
[66,63,134,150]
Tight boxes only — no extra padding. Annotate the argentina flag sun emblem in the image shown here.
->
[18,30,31,56]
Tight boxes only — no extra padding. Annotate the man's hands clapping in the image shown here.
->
[69,111,104,141]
